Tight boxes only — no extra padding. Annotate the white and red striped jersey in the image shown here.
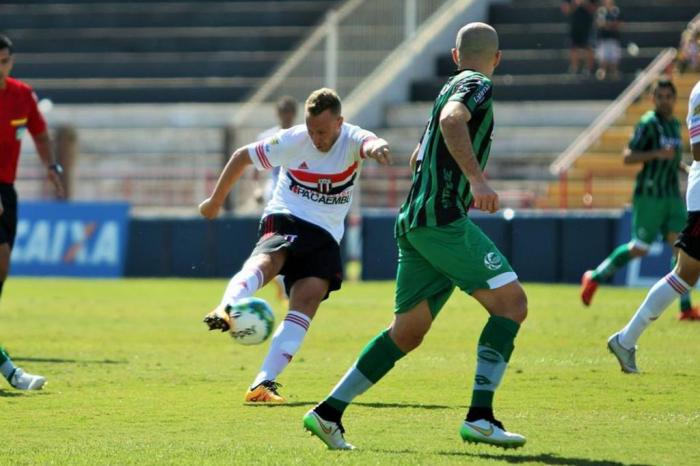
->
[688,81,700,146]
[247,123,376,242]
[686,80,700,211]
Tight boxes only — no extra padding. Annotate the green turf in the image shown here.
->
[2,278,699,465]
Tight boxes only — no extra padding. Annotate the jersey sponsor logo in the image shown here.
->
[659,135,680,148]
[441,168,454,208]
[472,83,491,106]
[484,252,503,271]
[289,183,352,205]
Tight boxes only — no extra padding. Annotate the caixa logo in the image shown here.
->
[9,202,129,277]
[12,219,120,265]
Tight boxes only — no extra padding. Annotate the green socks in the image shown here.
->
[323,329,406,414]
[591,244,633,282]
[471,316,520,409]
[0,346,16,381]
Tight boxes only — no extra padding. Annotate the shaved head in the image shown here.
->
[455,22,499,60]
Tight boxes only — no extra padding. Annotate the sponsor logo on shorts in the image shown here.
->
[483,252,502,271]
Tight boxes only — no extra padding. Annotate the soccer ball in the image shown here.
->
[227,297,275,345]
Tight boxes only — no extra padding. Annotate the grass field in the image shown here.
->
[2,278,699,465]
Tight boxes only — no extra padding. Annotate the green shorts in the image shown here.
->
[394,217,517,317]
[631,195,686,248]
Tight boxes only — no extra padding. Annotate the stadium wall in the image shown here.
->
[10,202,671,284]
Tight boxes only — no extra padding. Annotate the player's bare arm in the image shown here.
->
[199,147,253,219]
[439,100,498,213]
[32,130,65,198]
[362,138,392,165]
[680,161,691,175]
[408,144,420,170]
[623,146,675,164]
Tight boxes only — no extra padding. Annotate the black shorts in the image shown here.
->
[675,211,700,261]
[252,213,343,299]
[0,184,18,249]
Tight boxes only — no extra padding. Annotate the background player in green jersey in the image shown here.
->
[581,80,699,320]
[304,23,528,450]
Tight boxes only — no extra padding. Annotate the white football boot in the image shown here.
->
[303,409,355,450]
[10,368,46,390]
[607,333,639,374]
[460,418,526,449]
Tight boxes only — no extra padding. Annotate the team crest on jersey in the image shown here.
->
[694,105,700,117]
[317,178,333,194]
[484,252,502,271]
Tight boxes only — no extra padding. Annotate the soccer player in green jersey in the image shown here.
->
[581,80,699,320]
[303,22,528,450]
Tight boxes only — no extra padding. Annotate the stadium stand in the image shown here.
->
[3,0,338,103]
[362,0,699,209]
[540,72,700,209]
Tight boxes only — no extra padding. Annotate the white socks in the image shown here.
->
[251,310,311,388]
[618,272,690,349]
[220,266,264,306]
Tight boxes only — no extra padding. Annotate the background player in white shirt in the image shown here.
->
[608,80,700,373]
[253,96,298,304]
[199,88,391,402]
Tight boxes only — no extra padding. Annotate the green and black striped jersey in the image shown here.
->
[395,69,494,237]
[629,110,682,198]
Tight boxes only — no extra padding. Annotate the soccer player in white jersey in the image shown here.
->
[253,96,298,304]
[608,79,700,373]
[199,88,391,402]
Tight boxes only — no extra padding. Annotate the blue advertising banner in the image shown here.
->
[10,202,130,277]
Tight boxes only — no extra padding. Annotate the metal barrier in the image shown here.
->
[549,47,677,176]
[234,0,452,125]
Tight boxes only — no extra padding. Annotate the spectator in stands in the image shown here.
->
[594,0,622,80]
[677,24,700,73]
[0,34,64,390]
[561,0,597,76]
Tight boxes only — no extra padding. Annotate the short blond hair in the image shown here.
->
[305,88,342,116]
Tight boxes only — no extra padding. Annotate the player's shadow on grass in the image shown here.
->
[439,451,652,466]
[355,401,456,410]
[12,357,127,365]
[245,401,456,409]
[0,389,24,398]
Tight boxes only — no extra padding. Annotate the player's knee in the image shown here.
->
[503,291,528,324]
[629,244,649,257]
[390,321,430,353]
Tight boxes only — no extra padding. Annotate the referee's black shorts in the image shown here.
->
[0,184,18,249]
[252,213,343,300]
